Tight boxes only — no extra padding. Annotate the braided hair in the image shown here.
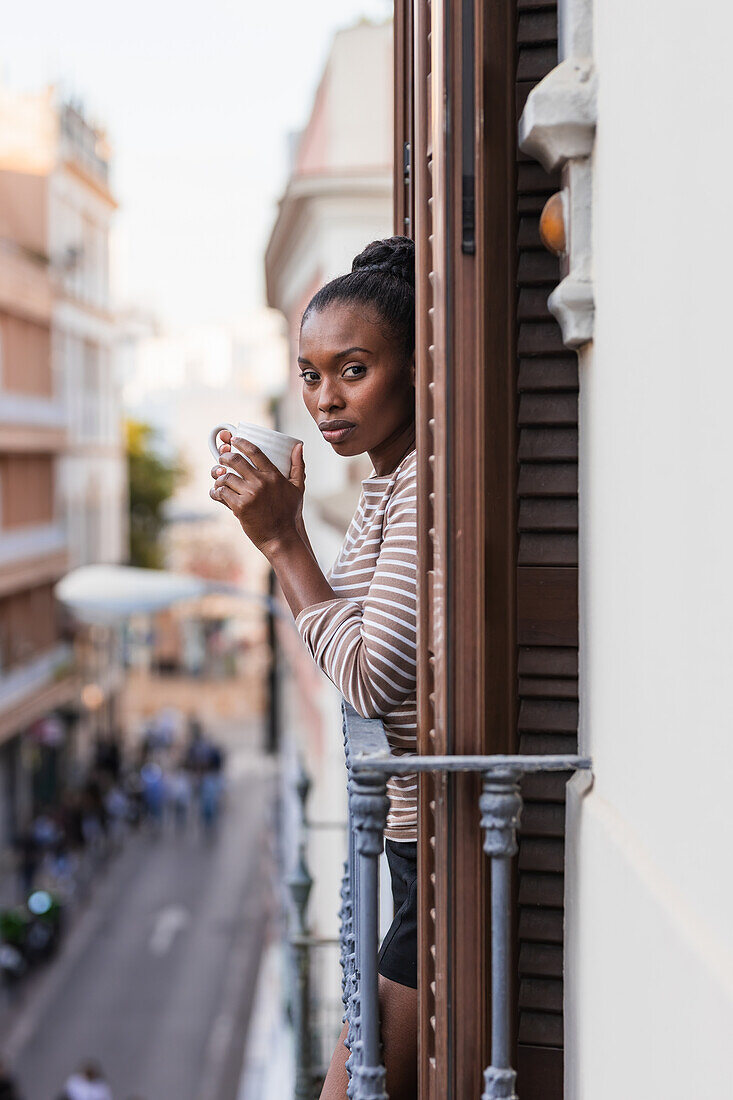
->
[301,236,415,361]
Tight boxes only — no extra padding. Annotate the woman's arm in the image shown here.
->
[265,531,336,617]
[210,435,417,720]
[296,459,417,719]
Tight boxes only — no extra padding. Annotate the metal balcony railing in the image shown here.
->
[339,701,591,1100]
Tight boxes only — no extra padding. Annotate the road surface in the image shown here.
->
[4,724,277,1100]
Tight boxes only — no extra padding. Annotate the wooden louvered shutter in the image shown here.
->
[514,2,578,1095]
[396,0,577,1096]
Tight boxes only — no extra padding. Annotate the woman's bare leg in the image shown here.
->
[319,975,418,1100]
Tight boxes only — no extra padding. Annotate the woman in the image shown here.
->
[210,236,418,1099]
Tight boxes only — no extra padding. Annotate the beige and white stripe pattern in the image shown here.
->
[296,448,418,842]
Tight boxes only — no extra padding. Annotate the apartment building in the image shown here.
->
[0,87,125,856]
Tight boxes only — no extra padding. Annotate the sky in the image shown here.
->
[2,0,391,329]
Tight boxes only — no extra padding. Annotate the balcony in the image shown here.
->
[0,644,76,744]
[0,523,68,597]
[0,391,67,453]
[289,703,591,1099]
[0,237,52,324]
[59,103,111,187]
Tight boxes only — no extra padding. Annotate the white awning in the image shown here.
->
[55,565,212,623]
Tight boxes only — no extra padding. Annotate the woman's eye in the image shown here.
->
[299,371,319,384]
[343,364,366,378]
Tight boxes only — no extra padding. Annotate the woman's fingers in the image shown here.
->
[211,469,247,496]
[219,449,258,481]
[210,463,226,479]
[210,482,244,511]
[289,442,306,492]
[231,436,280,477]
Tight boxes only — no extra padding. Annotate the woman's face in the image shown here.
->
[298,301,415,460]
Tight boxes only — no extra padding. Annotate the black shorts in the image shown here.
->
[377,840,418,989]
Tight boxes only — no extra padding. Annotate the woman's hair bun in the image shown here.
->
[351,236,415,289]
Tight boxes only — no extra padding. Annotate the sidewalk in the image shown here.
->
[237,936,294,1100]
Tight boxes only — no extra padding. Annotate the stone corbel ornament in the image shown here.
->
[518,1,597,350]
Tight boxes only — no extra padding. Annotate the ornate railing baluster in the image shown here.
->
[480,770,522,1100]
[287,762,315,1100]
[351,769,389,1100]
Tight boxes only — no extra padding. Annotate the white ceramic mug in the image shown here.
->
[208,421,301,479]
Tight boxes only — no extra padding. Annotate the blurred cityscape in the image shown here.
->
[0,13,390,1100]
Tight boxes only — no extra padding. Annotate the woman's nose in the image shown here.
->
[318,381,345,412]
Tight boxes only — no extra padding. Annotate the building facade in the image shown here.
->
[0,87,125,864]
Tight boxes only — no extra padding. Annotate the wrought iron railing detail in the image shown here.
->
[287,761,342,1100]
[339,701,592,1100]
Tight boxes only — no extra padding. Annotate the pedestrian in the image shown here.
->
[14,829,39,899]
[210,235,419,1098]
[167,767,191,832]
[59,1060,113,1100]
[0,1057,22,1100]
[140,762,165,833]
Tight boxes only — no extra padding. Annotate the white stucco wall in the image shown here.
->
[567,1,733,1094]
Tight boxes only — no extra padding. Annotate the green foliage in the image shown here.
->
[126,420,185,569]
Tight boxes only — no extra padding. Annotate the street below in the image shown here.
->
[2,719,276,1100]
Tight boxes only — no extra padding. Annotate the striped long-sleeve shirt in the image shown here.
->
[296,448,417,842]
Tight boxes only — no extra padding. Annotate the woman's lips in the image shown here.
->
[319,422,356,444]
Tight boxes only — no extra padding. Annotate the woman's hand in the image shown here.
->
[209,431,306,558]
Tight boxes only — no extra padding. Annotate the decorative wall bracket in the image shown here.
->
[519,58,596,173]
[518,0,597,350]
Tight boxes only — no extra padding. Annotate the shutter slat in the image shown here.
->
[519,1011,564,1047]
[521,803,567,839]
[518,499,578,532]
[519,977,564,1012]
[517,0,558,11]
[518,463,577,497]
[517,159,561,194]
[518,428,578,462]
[518,532,578,566]
[520,732,578,755]
[517,12,559,45]
[519,942,564,978]
[518,676,578,699]
[518,358,579,392]
[518,393,578,427]
[521,772,572,802]
[517,250,560,286]
[518,322,568,355]
[516,46,557,82]
[518,904,564,939]
[519,699,579,733]
[517,215,544,248]
[517,193,548,215]
[518,646,578,677]
[518,288,555,321]
[519,872,565,907]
